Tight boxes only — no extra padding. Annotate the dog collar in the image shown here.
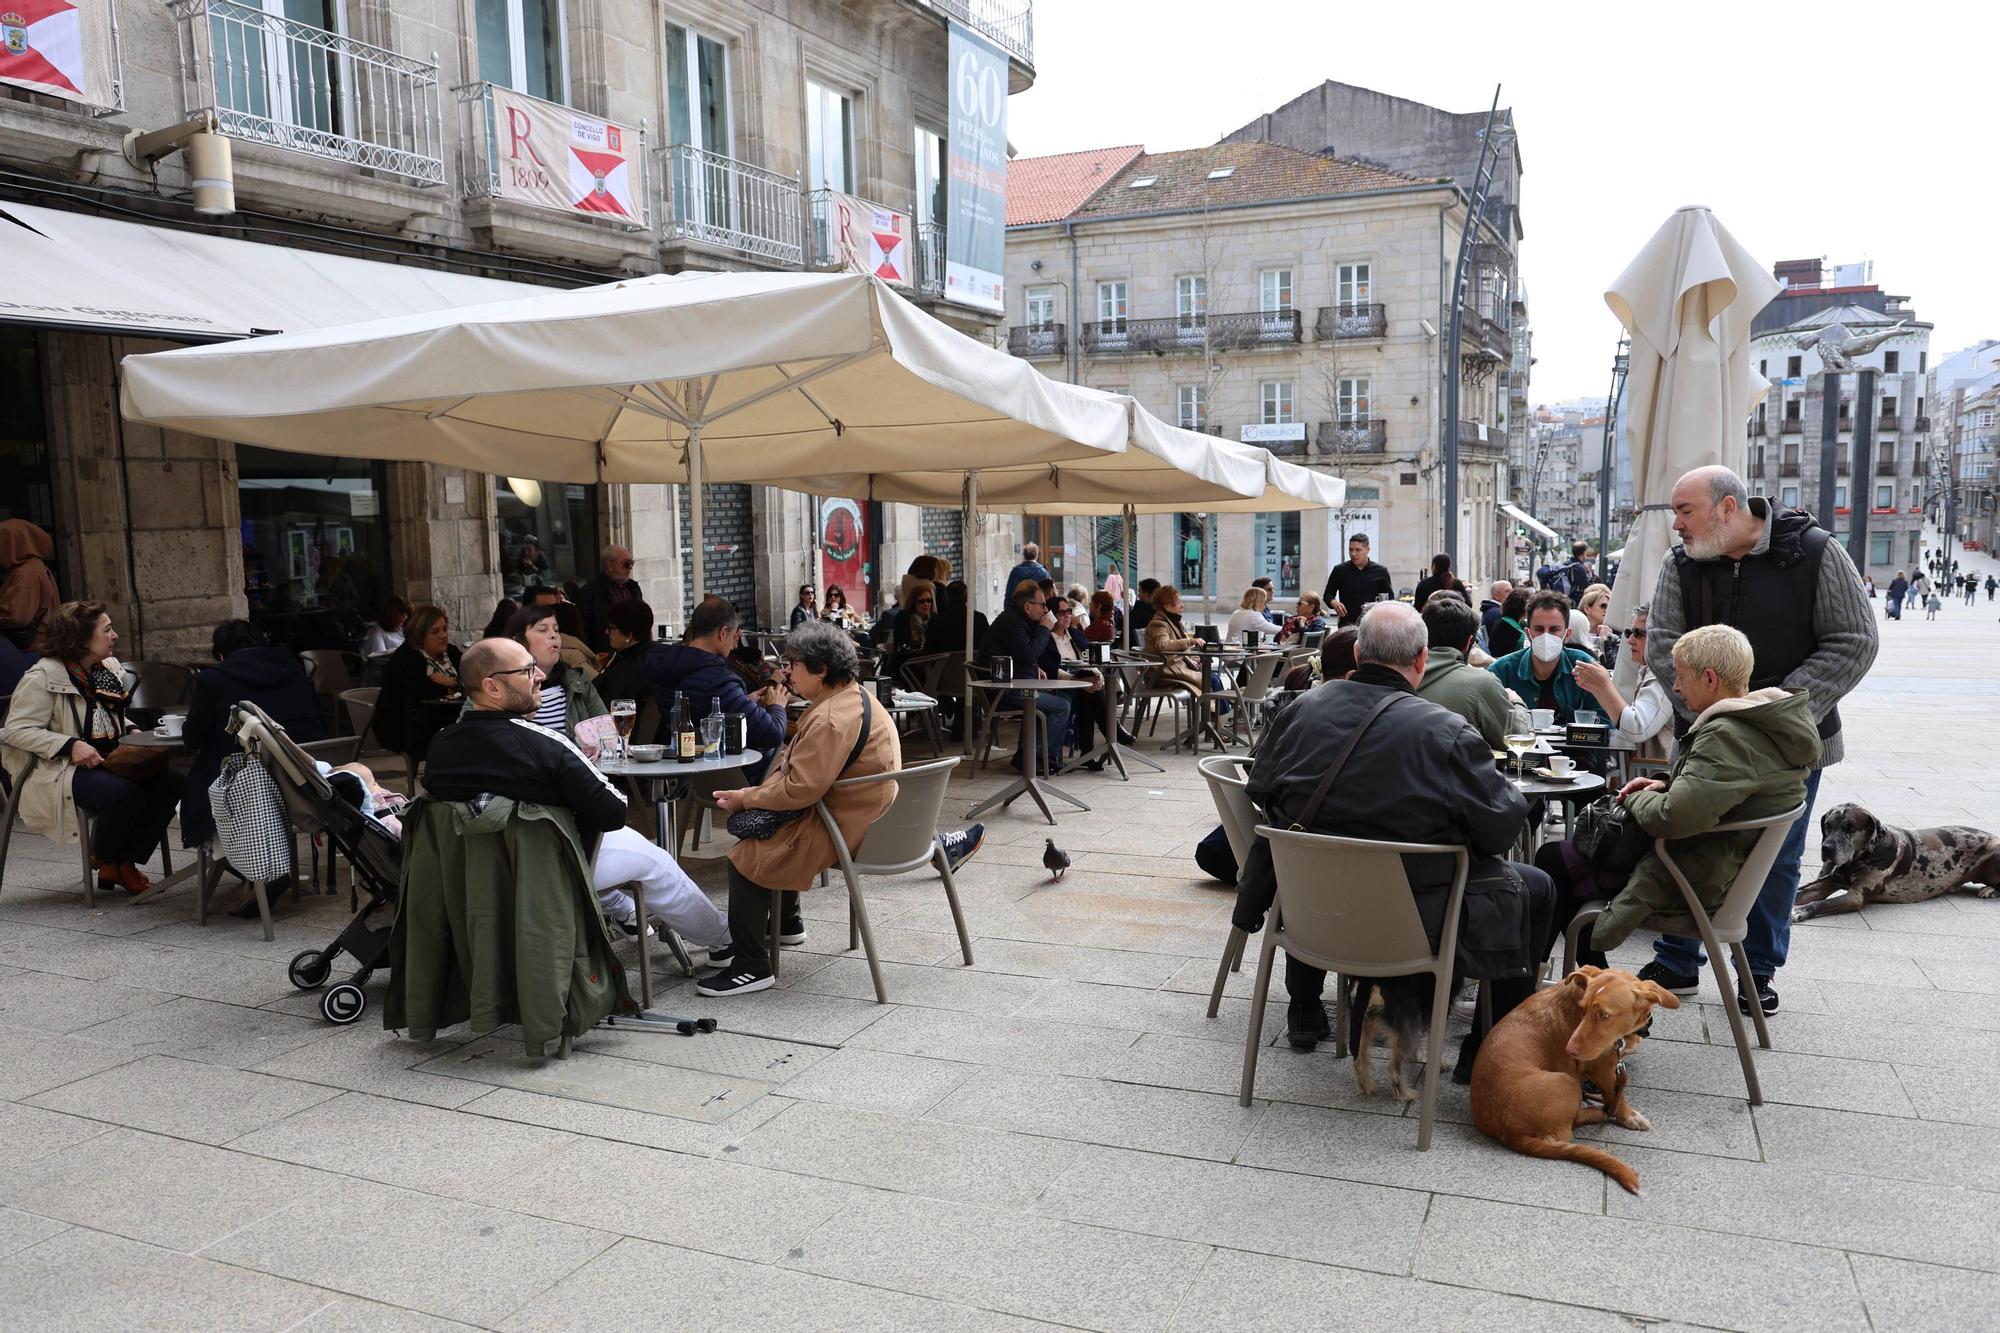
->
[1613,1015,1655,1058]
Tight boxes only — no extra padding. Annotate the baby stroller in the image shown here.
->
[224,701,402,1026]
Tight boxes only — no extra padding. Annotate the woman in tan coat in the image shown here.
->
[1142,585,1205,697]
[702,620,900,995]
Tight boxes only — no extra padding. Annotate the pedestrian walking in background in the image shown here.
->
[1927,592,1942,620]
[1886,571,1907,620]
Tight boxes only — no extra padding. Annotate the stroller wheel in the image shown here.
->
[288,950,333,991]
[696,1018,717,1033]
[675,1020,696,1036]
[321,982,366,1025]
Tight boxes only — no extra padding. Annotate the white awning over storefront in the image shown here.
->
[1499,501,1560,544]
[0,202,548,342]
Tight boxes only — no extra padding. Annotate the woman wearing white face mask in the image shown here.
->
[1484,590,1598,724]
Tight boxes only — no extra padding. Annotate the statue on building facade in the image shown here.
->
[1794,321,1907,373]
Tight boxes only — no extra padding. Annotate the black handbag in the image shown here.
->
[725,691,874,841]
[1572,796,1650,878]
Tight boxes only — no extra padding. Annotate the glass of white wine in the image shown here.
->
[1502,733,1536,783]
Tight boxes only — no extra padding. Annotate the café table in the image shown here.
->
[1068,657,1165,779]
[1506,764,1606,862]
[965,677,1095,825]
[1538,725,1640,787]
[117,730,204,906]
[597,747,763,1008]
[789,691,943,757]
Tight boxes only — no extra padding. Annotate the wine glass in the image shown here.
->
[1502,733,1536,783]
[610,698,637,764]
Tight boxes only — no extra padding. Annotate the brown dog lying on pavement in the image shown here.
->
[1468,966,1680,1195]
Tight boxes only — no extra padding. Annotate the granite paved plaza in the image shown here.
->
[4,556,2000,1331]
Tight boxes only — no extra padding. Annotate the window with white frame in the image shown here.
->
[805,79,855,192]
[206,0,350,133]
[476,0,566,102]
[1177,384,1207,431]
[913,123,945,228]
[664,21,728,151]
[1870,532,1892,567]
[1096,281,1127,332]
[1259,268,1294,313]
[1835,484,1847,509]
[1875,483,1893,509]
[1024,285,1056,329]
[1260,381,1294,425]
[1782,484,1800,508]
[1338,377,1372,424]
[1337,262,1372,308]
[1175,275,1206,326]
[1881,440,1897,463]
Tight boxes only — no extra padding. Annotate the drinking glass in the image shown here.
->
[700,714,724,760]
[1503,733,1536,782]
[990,656,1014,683]
[609,698,637,764]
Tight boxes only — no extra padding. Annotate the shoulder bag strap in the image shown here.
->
[1292,692,1405,830]
[837,690,874,778]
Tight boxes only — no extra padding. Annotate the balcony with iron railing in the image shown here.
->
[1750,418,1769,437]
[1781,463,1800,477]
[1877,415,1901,434]
[458,83,649,233]
[1007,324,1066,358]
[660,143,801,265]
[169,0,445,185]
[916,220,945,297]
[1456,419,1501,448]
[1315,419,1387,454]
[1315,303,1387,340]
[1916,415,1931,433]
[1079,309,1302,356]
[1877,459,1901,476]
[1781,418,1803,434]
[915,0,1035,72]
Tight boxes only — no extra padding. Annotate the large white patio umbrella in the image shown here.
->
[1603,207,1780,626]
[121,271,1228,597]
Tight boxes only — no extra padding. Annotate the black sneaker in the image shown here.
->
[608,914,656,941]
[1737,975,1779,1016]
[1286,998,1330,1051]
[939,823,986,874]
[706,940,735,968]
[778,916,808,947]
[695,967,774,997]
[1637,960,1700,997]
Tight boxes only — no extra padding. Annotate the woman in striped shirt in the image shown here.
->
[505,603,608,741]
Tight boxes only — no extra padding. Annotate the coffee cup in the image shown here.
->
[1546,753,1575,776]
[157,714,186,738]
[1529,708,1555,730]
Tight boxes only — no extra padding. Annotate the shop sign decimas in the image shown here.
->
[944,21,1007,313]
[488,87,645,225]
[0,0,117,108]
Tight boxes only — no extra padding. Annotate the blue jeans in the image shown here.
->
[1652,767,1821,979]
[1003,689,1071,774]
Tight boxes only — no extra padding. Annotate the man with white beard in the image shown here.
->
[1638,465,1877,1018]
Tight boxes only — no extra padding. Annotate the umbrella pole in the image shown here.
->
[687,420,706,608]
[1123,502,1135,651]
[1202,513,1213,626]
[963,471,979,760]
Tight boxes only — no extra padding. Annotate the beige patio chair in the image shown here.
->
[1245,825,1471,1150]
[1198,753,1257,1018]
[1562,802,1804,1106]
[792,757,974,1002]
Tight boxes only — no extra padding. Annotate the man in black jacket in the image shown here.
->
[426,638,733,956]
[1322,535,1395,626]
[982,582,1098,774]
[1233,602,1552,1076]
[576,545,642,651]
[642,596,787,781]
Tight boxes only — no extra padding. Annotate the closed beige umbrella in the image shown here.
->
[1603,207,1780,626]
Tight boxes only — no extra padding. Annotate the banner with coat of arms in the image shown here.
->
[822,191,909,287]
[0,0,119,108]
[487,86,644,225]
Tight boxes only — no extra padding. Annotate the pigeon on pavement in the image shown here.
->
[1043,838,1071,882]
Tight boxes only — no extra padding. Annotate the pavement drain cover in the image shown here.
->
[579,1028,835,1083]
[415,1036,776,1123]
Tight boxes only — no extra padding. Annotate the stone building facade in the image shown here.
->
[1001,135,1514,608]
[0,0,1030,658]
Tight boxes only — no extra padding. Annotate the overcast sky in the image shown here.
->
[1007,0,1999,404]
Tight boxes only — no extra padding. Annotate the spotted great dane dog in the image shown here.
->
[1792,803,2000,921]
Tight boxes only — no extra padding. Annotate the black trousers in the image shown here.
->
[724,862,799,975]
[1533,841,1609,970]
[71,766,183,864]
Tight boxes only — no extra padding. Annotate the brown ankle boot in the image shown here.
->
[112,863,151,895]
[92,857,118,886]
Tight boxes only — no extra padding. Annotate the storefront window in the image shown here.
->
[0,330,60,593]
[1253,511,1302,596]
[497,478,598,594]
[237,445,391,648]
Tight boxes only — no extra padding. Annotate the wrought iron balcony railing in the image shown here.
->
[170,0,445,185]
[660,143,801,264]
[919,0,1034,67]
[1877,459,1901,476]
[1079,309,1302,356]
[1315,419,1386,454]
[1007,325,1066,358]
[1315,303,1387,340]
[916,220,945,297]
[1781,418,1803,433]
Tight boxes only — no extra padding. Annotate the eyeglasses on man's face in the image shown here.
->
[491,663,544,681]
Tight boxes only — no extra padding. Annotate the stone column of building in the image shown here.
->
[387,464,501,641]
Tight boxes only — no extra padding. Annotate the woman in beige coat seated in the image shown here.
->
[702,621,902,996]
[2,600,184,894]
[1142,585,1228,737]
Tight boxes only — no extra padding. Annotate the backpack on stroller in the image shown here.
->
[225,701,402,1026]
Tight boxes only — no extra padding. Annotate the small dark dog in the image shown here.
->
[1793,803,2000,921]
[1344,974,1437,1102]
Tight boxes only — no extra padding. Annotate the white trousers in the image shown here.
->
[593,826,729,950]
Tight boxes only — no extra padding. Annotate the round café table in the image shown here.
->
[115,731,203,906]
[1507,767,1606,862]
[1068,657,1165,779]
[597,748,762,1008]
[965,678,1096,825]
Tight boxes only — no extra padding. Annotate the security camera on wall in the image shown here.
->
[1419,319,1438,339]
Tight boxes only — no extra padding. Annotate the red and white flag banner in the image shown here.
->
[824,191,909,288]
[0,0,118,108]
[487,86,644,225]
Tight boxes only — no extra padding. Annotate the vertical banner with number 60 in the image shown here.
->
[944,22,1007,313]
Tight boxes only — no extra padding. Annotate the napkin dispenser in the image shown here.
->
[1564,720,1610,747]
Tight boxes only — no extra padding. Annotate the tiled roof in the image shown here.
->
[1005,145,1144,226]
[1067,140,1434,220]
